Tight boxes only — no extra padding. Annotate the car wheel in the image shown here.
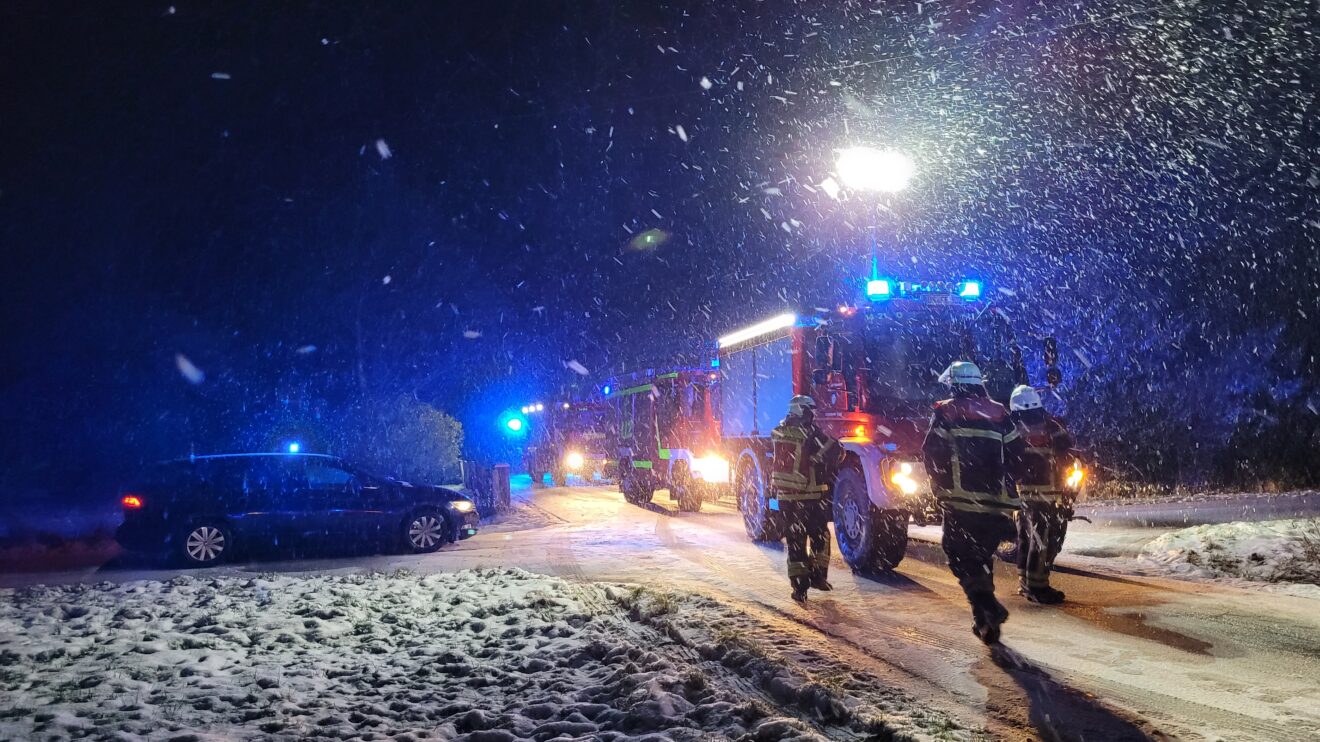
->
[403,510,450,553]
[178,521,232,567]
[832,467,908,573]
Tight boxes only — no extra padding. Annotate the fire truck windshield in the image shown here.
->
[857,307,1018,412]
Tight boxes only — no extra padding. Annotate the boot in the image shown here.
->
[791,576,810,603]
[810,568,833,592]
[1020,585,1066,604]
[970,592,1009,644]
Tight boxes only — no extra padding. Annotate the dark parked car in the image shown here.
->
[116,453,479,566]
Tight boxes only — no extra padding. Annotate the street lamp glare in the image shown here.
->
[835,147,915,193]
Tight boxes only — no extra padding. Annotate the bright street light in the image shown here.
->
[835,146,915,193]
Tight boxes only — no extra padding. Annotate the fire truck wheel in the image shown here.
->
[622,469,654,505]
[833,467,908,572]
[737,458,781,542]
[672,463,702,512]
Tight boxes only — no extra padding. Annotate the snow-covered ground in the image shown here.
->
[0,568,972,741]
[1137,517,1320,584]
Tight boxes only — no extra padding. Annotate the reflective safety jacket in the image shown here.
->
[922,394,1026,515]
[1010,414,1074,502]
[770,418,844,501]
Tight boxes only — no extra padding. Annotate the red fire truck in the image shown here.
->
[607,367,731,511]
[716,278,1054,572]
[524,398,616,487]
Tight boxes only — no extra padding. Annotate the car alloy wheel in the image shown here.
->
[407,514,446,551]
[184,525,227,564]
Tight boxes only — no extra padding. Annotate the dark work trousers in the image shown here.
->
[1017,501,1070,591]
[941,507,1017,599]
[782,497,833,590]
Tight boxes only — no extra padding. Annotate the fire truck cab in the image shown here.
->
[717,279,1030,572]
[525,398,616,487]
[608,368,731,511]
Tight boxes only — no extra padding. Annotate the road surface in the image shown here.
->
[1075,491,1320,527]
[6,483,1319,741]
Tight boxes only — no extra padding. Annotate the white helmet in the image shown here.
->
[788,395,816,417]
[938,361,984,386]
[1010,385,1043,411]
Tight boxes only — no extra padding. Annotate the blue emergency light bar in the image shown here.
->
[866,277,985,301]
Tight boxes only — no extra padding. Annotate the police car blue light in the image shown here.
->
[959,280,982,299]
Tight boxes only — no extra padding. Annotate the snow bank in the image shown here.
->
[1138,518,1320,584]
[0,569,961,741]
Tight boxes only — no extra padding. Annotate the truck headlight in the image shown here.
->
[564,451,585,470]
[1065,461,1087,490]
[449,500,475,513]
[882,459,927,498]
[889,461,919,495]
[692,454,730,483]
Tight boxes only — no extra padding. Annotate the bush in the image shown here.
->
[330,394,464,484]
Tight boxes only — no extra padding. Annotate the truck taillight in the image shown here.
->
[121,494,143,509]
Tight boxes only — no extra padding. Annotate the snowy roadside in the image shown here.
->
[912,517,1320,599]
[0,568,977,742]
[1134,518,1320,585]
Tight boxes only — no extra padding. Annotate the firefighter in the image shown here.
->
[1008,384,1076,604]
[922,361,1027,644]
[771,395,845,603]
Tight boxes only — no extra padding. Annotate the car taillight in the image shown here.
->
[122,494,143,509]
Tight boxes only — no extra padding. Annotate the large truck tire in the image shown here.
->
[672,463,703,512]
[833,467,908,573]
[623,468,654,505]
[737,458,781,542]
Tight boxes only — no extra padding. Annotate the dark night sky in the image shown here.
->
[2,1,1318,498]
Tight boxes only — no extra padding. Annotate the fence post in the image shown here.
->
[461,459,511,515]
[492,464,511,513]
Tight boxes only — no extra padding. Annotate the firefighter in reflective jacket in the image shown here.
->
[771,395,845,603]
[922,362,1027,644]
[1008,385,1076,604]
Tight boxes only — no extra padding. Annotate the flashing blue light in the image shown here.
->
[506,418,524,432]
[287,442,301,453]
[710,358,720,368]
[602,385,612,396]
[958,280,983,299]
[866,279,892,300]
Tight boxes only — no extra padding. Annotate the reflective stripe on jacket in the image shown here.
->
[771,419,842,501]
[1011,415,1074,502]
[921,394,1026,514]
